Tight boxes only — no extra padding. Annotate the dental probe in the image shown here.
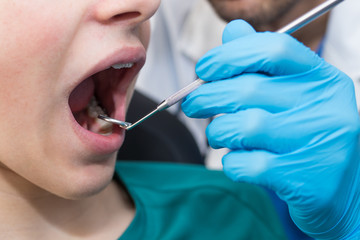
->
[98,0,344,130]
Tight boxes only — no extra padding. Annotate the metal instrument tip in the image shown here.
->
[97,115,132,129]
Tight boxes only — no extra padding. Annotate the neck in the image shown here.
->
[257,0,329,51]
[0,167,134,239]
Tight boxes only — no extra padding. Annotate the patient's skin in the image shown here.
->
[0,0,159,239]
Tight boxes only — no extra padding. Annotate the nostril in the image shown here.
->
[111,12,141,22]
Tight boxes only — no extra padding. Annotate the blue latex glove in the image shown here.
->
[182,20,360,239]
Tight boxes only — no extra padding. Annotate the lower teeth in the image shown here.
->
[87,96,113,135]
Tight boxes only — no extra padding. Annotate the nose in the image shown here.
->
[92,0,160,25]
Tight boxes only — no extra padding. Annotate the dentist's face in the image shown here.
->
[207,0,300,28]
[0,0,159,199]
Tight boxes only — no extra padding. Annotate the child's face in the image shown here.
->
[0,0,159,199]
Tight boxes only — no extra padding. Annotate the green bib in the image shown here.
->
[116,161,286,240]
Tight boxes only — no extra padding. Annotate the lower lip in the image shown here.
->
[70,112,125,155]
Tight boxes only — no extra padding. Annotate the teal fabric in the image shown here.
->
[116,161,287,240]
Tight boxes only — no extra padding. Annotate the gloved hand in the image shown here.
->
[182,20,360,239]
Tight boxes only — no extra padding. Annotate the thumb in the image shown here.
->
[222,19,256,44]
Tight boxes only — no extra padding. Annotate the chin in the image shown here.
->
[57,155,118,200]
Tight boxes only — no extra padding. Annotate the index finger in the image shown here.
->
[196,27,322,81]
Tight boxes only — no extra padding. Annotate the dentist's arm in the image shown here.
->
[182,20,360,239]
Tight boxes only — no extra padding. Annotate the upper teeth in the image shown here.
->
[87,96,106,118]
[111,63,134,69]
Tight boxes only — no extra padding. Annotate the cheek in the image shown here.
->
[123,21,150,106]
[0,21,65,127]
[1,5,67,66]
[0,3,77,118]
[140,21,151,50]
[0,3,76,161]
[0,2,78,92]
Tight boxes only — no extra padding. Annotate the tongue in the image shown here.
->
[69,78,95,113]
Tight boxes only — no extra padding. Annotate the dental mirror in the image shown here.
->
[97,115,132,129]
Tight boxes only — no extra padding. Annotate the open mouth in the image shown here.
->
[68,63,136,136]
